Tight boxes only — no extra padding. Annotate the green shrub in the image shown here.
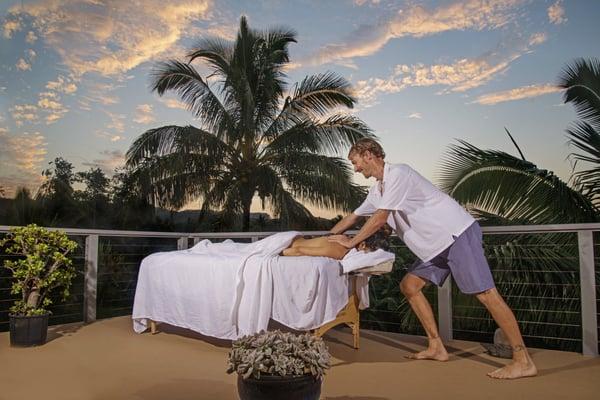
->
[0,224,77,316]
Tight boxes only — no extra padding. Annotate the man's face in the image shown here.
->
[349,152,372,178]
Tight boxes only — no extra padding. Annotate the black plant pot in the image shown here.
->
[9,313,49,347]
[237,374,321,400]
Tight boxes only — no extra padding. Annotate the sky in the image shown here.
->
[0,0,598,218]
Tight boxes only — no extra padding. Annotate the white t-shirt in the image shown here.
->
[354,163,474,262]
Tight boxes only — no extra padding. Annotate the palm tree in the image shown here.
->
[126,17,371,231]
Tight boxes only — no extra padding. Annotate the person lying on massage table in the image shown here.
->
[281,226,391,260]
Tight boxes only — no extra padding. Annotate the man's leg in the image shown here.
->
[400,273,449,361]
[476,288,537,379]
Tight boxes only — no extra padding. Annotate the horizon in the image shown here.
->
[1,0,598,219]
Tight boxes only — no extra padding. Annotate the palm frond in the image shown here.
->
[439,140,598,223]
[567,121,600,205]
[268,152,367,211]
[126,125,233,168]
[129,153,222,209]
[558,57,600,130]
[150,61,235,138]
[263,114,372,157]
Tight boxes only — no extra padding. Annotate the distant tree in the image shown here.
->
[37,157,81,226]
[75,168,111,228]
[110,167,155,229]
[127,16,371,231]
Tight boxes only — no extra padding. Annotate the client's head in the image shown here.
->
[357,224,392,252]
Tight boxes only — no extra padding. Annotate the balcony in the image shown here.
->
[1,224,599,399]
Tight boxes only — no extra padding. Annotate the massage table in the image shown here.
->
[147,260,393,349]
[132,232,394,348]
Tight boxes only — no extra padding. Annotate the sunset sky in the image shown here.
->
[0,0,598,217]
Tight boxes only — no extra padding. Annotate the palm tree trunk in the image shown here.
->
[242,200,251,231]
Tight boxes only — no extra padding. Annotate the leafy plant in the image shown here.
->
[0,224,77,316]
[227,330,330,380]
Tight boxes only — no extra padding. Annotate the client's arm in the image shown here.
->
[281,243,348,260]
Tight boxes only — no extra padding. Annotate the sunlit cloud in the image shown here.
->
[306,0,523,66]
[473,84,562,105]
[10,104,39,126]
[37,91,69,124]
[548,1,567,25]
[353,32,542,107]
[46,75,78,94]
[133,104,156,124]
[7,0,212,78]
[26,30,38,44]
[3,18,21,38]
[528,32,547,46]
[95,130,123,142]
[16,58,31,71]
[159,97,188,110]
[82,150,125,175]
[105,111,126,133]
[354,0,381,5]
[0,129,47,195]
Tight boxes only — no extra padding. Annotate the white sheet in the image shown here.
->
[132,231,394,339]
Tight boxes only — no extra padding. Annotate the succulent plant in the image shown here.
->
[226,330,331,380]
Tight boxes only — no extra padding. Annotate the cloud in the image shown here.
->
[408,112,422,119]
[353,32,542,107]
[548,1,567,25]
[354,0,381,5]
[82,150,125,174]
[306,0,523,66]
[46,75,78,94]
[105,111,126,133]
[7,0,212,78]
[528,32,547,46]
[3,18,21,38]
[16,58,32,71]
[133,104,156,124]
[78,81,122,109]
[159,97,189,110]
[0,129,47,195]
[26,30,38,44]
[10,104,39,126]
[37,91,69,124]
[473,84,562,105]
[95,131,123,142]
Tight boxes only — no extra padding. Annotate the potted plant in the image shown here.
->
[0,224,77,346]
[227,330,331,400]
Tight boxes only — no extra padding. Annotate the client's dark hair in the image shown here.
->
[363,224,392,251]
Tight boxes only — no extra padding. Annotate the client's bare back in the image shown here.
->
[281,236,349,260]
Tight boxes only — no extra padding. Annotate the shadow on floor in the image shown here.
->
[46,321,85,343]
[127,378,236,400]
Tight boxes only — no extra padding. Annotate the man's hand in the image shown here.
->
[327,234,353,249]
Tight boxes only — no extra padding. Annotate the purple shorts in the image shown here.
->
[407,222,495,294]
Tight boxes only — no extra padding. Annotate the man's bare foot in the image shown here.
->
[405,347,449,361]
[487,359,537,379]
[405,338,449,361]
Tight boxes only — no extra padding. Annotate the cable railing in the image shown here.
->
[0,223,598,356]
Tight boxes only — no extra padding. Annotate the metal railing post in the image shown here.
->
[84,235,99,323]
[578,231,598,356]
[177,236,189,250]
[438,276,453,342]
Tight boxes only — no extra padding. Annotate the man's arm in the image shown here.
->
[329,213,361,235]
[328,209,389,248]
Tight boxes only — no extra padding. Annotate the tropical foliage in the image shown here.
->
[126,16,371,231]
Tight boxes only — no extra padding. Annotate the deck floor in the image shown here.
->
[1,316,599,400]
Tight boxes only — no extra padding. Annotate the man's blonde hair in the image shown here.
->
[348,138,385,159]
